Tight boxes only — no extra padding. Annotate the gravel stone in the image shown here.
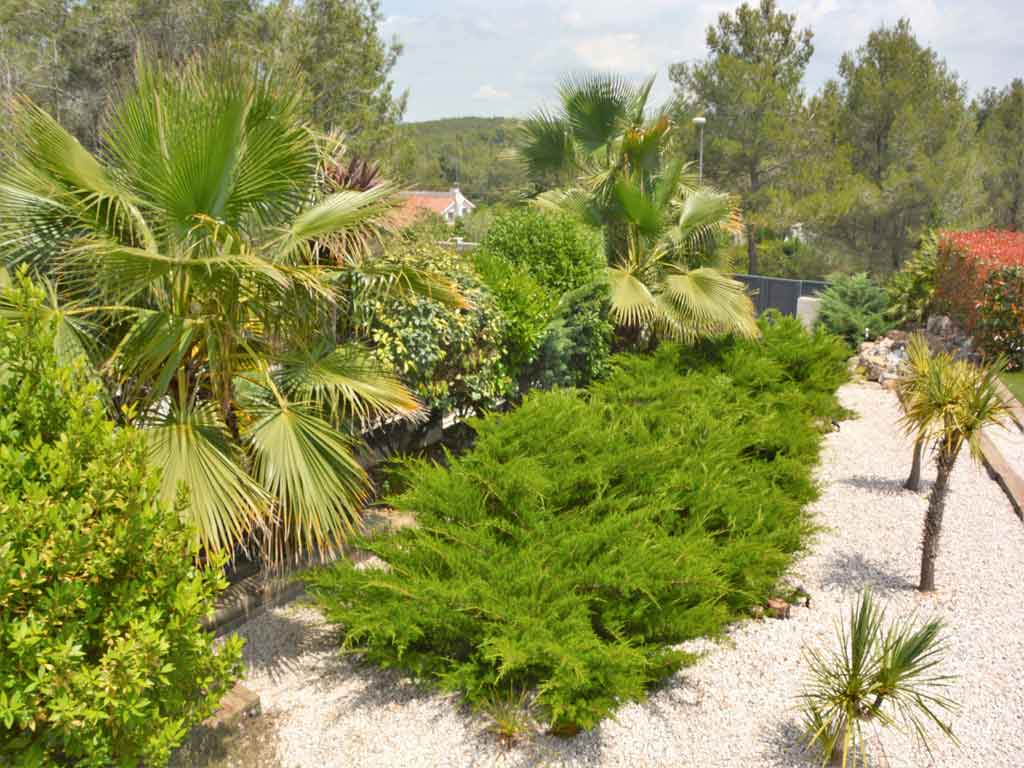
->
[232,382,1024,767]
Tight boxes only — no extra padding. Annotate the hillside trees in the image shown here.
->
[669,0,814,275]
[0,0,406,154]
[975,79,1024,231]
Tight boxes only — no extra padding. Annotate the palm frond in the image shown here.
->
[147,401,270,554]
[559,73,634,153]
[517,110,575,180]
[248,398,369,559]
[607,265,659,327]
[278,183,397,263]
[659,267,759,341]
[274,341,422,424]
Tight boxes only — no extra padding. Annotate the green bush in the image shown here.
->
[470,249,556,378]
[528,278,614,389]
[976,266,1024,370]
[0,280,243,767]
[819,272,893,344]
[886,233,940,326]
[307,314,847,732]
[359,240,513,415]
[480,208,604,294]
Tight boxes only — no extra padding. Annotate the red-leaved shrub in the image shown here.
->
[977,267,1024,369]
[933,230,1024,333]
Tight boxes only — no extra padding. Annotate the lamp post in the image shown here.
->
[692,115,706,185]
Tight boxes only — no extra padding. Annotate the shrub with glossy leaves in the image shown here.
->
[359,240,513,415]
[307,315,847,732]
[0,280,243,767]
[480,208,604,294]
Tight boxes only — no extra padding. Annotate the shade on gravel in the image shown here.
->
[227,382,1024,768]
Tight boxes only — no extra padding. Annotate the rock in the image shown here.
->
[765,598,791,619]
[926,314,954,337]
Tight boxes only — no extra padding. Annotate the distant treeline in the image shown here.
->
[386,117,528,205]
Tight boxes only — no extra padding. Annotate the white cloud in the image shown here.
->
[574,33,659,73]
[474,84,512,100]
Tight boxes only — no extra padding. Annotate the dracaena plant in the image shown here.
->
[0,56,462,564]
[517,73,757,344]
[801,590,958,767]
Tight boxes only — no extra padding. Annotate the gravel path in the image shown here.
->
[232,382,1024,768]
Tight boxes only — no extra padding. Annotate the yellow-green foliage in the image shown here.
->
[0,282,243,767]
[307,314,849,732]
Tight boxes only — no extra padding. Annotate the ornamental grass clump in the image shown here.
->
[801,590,958,768]
[307,314,849,733]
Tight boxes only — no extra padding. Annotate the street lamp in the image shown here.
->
[692,115,706,185]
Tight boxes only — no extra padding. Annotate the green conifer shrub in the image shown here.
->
[307,314,848,732]
[0,279,244,767]
[819,273,894,344]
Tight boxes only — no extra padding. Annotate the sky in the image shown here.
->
[380,0,1024,122]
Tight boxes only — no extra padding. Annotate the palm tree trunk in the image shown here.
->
[919,448,957,592]
[905,437,924,491]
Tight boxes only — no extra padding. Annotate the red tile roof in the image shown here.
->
[389,191,457,228]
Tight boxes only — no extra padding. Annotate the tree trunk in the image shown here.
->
[746,223,758,276]
[905,438,924,491]
[919,449,957,592]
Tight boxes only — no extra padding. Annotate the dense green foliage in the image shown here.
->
[0,0,405,157]
[527,279,615,390]
[479,209,604,295]
[469,249,556,377]
[819,273,893,343]
[308,314,848,732]
[0,280,243,767]
[886,234,940,326]
[360,242,512,415]
[975,79,1024,232]
[387,118,528,205]
[976,267,1024,370]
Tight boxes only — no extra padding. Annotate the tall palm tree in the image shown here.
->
[518,74,757,343]
[0,57,458,563]
[901,348,1010,591]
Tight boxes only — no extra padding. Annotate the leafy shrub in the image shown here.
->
[801,590,957,768]
[527,278,614,390]
[886,232,941,326]
[934,229,1024,333]
[976,267,1024,369]
[359,240,513,415]
[819,272,893,343]
[307,315,847,732]
[0,281,243,767]
[470,249,556,378]
[480,208,604,294]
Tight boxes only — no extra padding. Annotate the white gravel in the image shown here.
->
[232,382,1024,768]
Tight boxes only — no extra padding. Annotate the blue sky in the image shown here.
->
[380,0,1024,122]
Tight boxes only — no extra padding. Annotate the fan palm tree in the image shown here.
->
[900,347,1010,591]
[0,57,459,563]
[518,74,757,343]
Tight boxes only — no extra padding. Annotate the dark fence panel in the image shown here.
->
[733,274,828,317]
